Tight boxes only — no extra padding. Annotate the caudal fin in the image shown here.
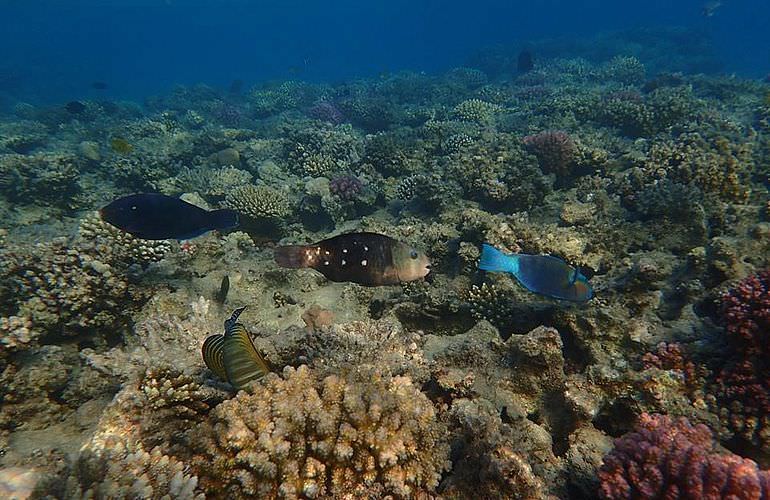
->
[274,245,309,268]
[478,244,515,273]
[208,209,240,231]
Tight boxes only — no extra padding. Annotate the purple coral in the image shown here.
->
[522,130,576,176]
[599,413,770,499]
[720,269,770,356]
[329,174,363,201]
[307,101,344,125]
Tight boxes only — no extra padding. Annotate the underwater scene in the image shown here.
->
[1,0,770,498]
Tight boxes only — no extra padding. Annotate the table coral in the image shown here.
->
[599,413,770,499]
[189,365,450,499]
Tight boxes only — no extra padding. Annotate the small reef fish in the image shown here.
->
[110,137,133,154]
[702,0,722,17]
[65,101,86,114]
[202,307,271,390]
[274,232,431,286]
[517,50,534,73]
[100,193,239,240]
[478,244,594,302]
[215,275,230,304]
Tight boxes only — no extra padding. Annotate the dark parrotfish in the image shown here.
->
[479,244,594,302]
[100,193,239,240]
[202,307,271,390]
[517,50,534,73]
[65,101,87,114]
[274,232,430,286]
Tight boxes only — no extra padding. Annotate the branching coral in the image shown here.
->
[452,98,503,123]
[0,238,148,337]
[78,212,172,268]
[224,184,292,221]
[189,365,450,499]
[62,365,219,499]
[0,152,82,207]
[599,413,770,499]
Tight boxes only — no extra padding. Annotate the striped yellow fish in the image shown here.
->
[202,307,270,389]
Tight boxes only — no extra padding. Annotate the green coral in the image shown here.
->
[224,184,292,220]
[452,98,503,123]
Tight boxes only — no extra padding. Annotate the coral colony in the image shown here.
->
[0,32,769,499]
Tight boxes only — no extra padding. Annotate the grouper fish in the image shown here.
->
[478,243,594,302]
[274,232,431,286]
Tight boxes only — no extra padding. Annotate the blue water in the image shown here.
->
[1,0,769,104]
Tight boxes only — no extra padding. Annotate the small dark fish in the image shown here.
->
[274,232,430,286]
[91,81,108,90]
[202,307,270,389]
[215,275,230,304]
[100,193,239,240]
[479,244,594,302]
[228,79,244,95]
[702,0,722,17]
[517,50,534,73]
[65,101,86,114]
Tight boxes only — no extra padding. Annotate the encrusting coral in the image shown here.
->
[188,365,451,499]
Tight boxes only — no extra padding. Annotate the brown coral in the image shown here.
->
[189,365,450,499]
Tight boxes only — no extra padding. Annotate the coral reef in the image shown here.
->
[189,365,450,498]
[599,413,770,499]
[522,130,578,177]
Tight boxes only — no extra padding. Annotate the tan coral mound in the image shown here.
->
[190,365,450,499]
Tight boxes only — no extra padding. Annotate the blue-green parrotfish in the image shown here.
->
[478,244,594,302]
[100,193,239,240]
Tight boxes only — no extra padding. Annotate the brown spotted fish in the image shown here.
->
[202,307,270,390]
[274,232,430,286]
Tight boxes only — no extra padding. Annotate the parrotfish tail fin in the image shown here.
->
[274,245,309,269]
[209,209,240,231]
[478,244,516,274]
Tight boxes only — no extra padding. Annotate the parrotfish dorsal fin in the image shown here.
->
[222,323,271,390]
[202,334,227,380]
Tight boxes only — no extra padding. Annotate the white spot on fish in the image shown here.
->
[325,250,330,255]
[131,206,137,210]
[342,248,348,253]
[361,260,367,266]
[364,246,368,251]
[324,261,329,266]
[341,259,346,266]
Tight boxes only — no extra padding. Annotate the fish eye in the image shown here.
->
[410,249,418,259]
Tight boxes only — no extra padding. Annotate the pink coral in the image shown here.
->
[307,101,344,124]
[522,130,576,176]
[329,174,363,201]
[599,413,770,499]
[720,269,770,356]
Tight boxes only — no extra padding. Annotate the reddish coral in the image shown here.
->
[329,174,363,201]
[599,413,770,499]
[522,130,576,176]
[720,269,770,356]
[307,101,344,124]
[642,342,705,400]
